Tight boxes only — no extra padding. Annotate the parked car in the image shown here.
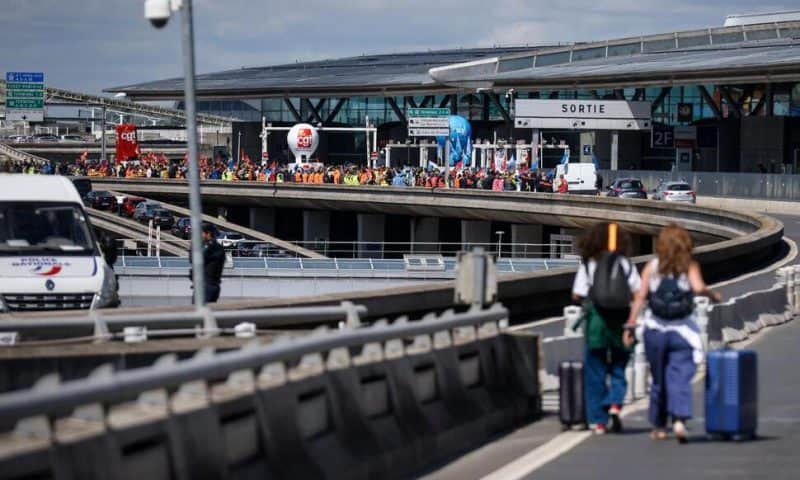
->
[171,217,192,239]
[6,135,32,143]
[238,242,285,257]
[217,231,244,249]
[59,134,85,142]
[652,181,696,204]
[33,134,59,143]
[133,201,174,228]
[120,196,146,217]
[606,178,647,199]
[83,190,116,210]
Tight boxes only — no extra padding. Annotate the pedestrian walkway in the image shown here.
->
[531,316,800,479]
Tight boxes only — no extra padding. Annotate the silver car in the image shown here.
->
[652,181,696,204]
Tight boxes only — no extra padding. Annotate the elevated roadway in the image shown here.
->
[86,207,187,256]
[104,190,325,258]
[8,179,784,326]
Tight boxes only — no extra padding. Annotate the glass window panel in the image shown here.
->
[746,28,778,41]
[779,27,800,38]
[571,47,606,62]
[712,31,744,45]
[607,42,642,57]
[643,38,676,53]
[534,51,571,67]
[677,34,710,48]
[498,56,534,72]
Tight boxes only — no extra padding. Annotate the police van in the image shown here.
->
[0,175,119,313]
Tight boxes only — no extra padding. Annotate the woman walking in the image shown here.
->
[572,222,641,434]
[625,224,720,443]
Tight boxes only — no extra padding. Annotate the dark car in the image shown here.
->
[238,242,279,257]
[606,178,647,199]
[133,202,174,228]
[70,177,92,199]
[171,217,192,239]
[84,190,116,210]
[121,196,146,217]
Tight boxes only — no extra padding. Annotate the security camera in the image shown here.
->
[145,0,172,29]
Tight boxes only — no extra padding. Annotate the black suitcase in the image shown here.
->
[558,361,587,430]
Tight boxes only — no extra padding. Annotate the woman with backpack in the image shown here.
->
[572,222,641,434]
[625,224,721,443]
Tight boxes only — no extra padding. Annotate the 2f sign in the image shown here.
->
[652,127,674,148]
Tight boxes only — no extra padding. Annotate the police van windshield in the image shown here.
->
[0,202,97,256]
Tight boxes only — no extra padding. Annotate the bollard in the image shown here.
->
[694,296,711,352]
[632,323,648,399]
[234,322,256,338]
[123,326,147,343]
[562,305,583,337]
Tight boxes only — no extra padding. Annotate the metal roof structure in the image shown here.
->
[106,47,547,101]
[108,20,800,101]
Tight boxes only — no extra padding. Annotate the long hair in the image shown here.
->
[655,223,694,276]
[577,222,631,262]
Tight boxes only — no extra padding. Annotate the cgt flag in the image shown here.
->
[115,124,139,162]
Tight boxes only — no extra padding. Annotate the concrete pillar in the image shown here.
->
[610,130,619,170]
[461,220,491,250]
[248,207,275,235]
[357,213,385,258]
[511,224,543,258]
[410,217,440,253]
[303,210,330,247]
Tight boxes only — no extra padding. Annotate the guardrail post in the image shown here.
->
[794,265,800,315]
[197,307,219,338]
[562,305,582,337]
[694,296,711,352]
[632,323,648,399]
[786,268,795,314]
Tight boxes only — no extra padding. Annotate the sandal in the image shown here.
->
[649,429,668,440]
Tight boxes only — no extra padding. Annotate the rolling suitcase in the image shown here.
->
[558,361,587,430]
[705,349,758,440]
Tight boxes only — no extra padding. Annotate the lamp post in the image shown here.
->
[145,0,205,308]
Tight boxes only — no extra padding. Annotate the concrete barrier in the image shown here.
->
[0,304,542,480]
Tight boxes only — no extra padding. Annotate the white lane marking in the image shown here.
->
[480,431,591,480]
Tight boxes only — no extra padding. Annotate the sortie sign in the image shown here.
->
[514,99,652,130]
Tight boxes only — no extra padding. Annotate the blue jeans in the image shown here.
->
[644,329,696,428]
[584,347,629,426]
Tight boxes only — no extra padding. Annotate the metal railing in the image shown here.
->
[0,142,51,166]
[113,255,580,275]
[601,169,800,202]
[0,303,509,426]
[0,302,366,344]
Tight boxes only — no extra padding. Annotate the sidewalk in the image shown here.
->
[531,317,800,480]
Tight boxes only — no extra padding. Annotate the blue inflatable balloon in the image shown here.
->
[437,116,472,168]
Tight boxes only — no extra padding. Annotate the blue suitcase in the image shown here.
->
[705,349,758,439]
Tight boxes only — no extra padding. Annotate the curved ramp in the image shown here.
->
[103,189,325,259]
[87,207,187,257]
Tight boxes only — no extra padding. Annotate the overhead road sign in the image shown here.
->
[514,99,652,130]
[5,71,45,122]
[407,107,450,137]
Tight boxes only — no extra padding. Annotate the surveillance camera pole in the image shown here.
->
[179,0,206,308]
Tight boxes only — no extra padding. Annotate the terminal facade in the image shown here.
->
[109,19,800,173]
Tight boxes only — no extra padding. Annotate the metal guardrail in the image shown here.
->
[602,169,800,202]
[0,142,51,166]
[0,302,366,343]
[0,303,509,429]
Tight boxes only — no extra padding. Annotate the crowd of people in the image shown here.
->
[4,152,579,193]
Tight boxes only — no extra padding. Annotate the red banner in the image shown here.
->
[115,124,139,162]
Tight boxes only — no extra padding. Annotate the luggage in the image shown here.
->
[558,361,587,430]
[705,349,758,439]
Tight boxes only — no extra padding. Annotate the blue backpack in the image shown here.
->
[649,275,694,320]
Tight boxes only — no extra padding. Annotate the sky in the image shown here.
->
[0,0,797,94]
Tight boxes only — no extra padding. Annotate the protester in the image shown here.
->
[625,223,721,443]
[572,222,641,435]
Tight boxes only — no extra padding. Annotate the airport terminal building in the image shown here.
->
[108,15,800,173]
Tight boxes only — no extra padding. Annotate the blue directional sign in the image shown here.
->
[6,72,44,83]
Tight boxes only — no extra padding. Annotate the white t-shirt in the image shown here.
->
[572,256,641,299]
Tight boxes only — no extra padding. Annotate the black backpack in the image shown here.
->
[589,252,632,312]
[648,275,694,320]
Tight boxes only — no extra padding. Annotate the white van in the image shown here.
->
[555,163,598,194]
[0,175,119,313]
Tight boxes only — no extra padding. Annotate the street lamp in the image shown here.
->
[144,0,205,308]
[495,230,505,259]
